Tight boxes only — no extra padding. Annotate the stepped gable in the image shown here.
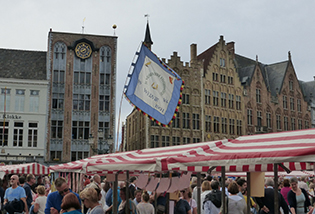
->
[0,48,46,80]
[197,42,218,76]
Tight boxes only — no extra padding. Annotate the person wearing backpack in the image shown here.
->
[204,180,221,214]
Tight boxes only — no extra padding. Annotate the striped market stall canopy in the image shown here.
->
[0,162,50,177]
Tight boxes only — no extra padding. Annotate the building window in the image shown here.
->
[256,89,261,103]
[183,113,190,129]
[213,91,219,106]
[193,138,200,143]
[290,97,294,111]
[276,115,281,130]
[162,136,170,147]
[51,120,63,139]
[298,119,302,130]
[0,121,9,146]
[247,109,252,125]
[205,89,210,105]
[99,122,109,139]
[151,135,159,148]
[15,89,25,112]
[229,119,235,135]
[0,88,11,111]
[222,118,227,134]
[289,80,293,91]
[183,137,190,144]
[257,111,262,127]
[220,58,225,67]
[212,73,218,81]
[221,92,226,107]
[172,114,180,128]
[182,94,190,104]
[71,151,89,161]
[214,116,220,133]
[228,76,233,85]
[151,120,159,127]
[283,96,287,109]
[73,94,90,111]
[193,114,200,130]
[172,137,180,146]
[50,151,62,161]
[100,73,110,85]
[297,99,301,112]
[236,96,241,110]
[53,70,65,84]
[284,116,288,131]
[305,121,309,129]
[236,120,242,136]
[72,121,89,140]
[228,94,234,109]
[74,71,91,85]
[52,93,64,110]
[13,122,23,147]
[29,90,39,112]
[266,113,271,129]
[99,95,109,112]
[54,42,66,60]
[220,74,226,83]
[205,115,211,132]
[291,118,295,130]
[28,123,38,147]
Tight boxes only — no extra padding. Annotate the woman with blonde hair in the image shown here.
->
[80,187,103,214]
[33,186,47,214]
[200,180,211,214]
[136,191,154,214]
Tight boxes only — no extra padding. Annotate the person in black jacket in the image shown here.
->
[255,178,289,214]
[287,177,312,214]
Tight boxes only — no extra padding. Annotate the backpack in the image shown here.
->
[203,189,222,208]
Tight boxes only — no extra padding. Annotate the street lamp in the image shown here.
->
[88,132,113,155]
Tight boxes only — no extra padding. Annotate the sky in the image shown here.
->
[1,1,315,149]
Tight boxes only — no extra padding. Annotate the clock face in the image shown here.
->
[75,42,92,59]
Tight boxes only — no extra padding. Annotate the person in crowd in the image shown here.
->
[80,187,103,214]
[32,176,45,193]
[288,177,312,214]
[149,191,167,214]
[24,174,36,210]
[180,187,197,214]
[0,179,4,210]
[204,180,221,214]
[60,193,81,214]
[134,190,142,206]
[3,175,28,214]
[280,178,291,205]
[33,185,47,214]
[309,183,315,205]
[236,178,247,199]
[45,177,81,214]
[174,190,191,214]
[299,176,310,192]
[255,178,288,214]
[200,180,212,214]
[83,175,91,188]
[242,189,257,214]
[101,180,110,211]
[105,181,122,214]
[118,187,136,214]
[92,175,101,188]
[129,177,137,200]
[136,191,154,214]
[19,176,26,187]
[44,177,51,196]
[222,181,246,214]
[105,182,113,208]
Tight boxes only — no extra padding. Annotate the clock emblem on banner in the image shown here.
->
[75,42,92,59]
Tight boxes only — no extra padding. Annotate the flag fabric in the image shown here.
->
[125,43,184,126]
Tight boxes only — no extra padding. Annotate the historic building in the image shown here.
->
[0,49,48,164]
[46,30,117,163]
[300,78,315,128]
[235,52,311,134]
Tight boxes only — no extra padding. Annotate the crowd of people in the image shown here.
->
[1,174,315,214]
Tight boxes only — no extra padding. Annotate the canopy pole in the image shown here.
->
[221,166,226,214]
[246,172,251,214]
[113,172,119,214]
[274,163,279,214]
[125,171,130,214]
[197,172,201,214]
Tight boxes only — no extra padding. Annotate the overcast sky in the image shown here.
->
[1,1,314,149]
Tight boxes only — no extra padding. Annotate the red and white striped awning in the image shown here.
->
[51,128,315,174]
[0,163,50,177]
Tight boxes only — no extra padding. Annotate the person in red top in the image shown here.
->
[280,179,291,205]
[83,175,91,188]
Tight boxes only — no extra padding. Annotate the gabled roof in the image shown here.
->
[197,42,218,76]
[0,49,46,80]
[299,80,315,103]
[265,61,289,96]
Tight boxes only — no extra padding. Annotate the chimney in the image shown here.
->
[313,76,315,81]
[190,44,197,62]
[227,41,235,58]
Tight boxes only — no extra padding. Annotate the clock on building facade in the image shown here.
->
[75,42,92,59]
